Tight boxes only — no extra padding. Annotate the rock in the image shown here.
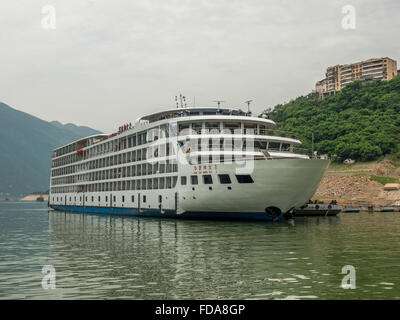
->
[314,174,388,207]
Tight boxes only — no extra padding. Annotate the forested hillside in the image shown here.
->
[270,76,400,161]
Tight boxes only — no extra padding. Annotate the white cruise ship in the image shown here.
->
[48,107,329,222]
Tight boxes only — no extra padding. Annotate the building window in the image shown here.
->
[98,196,101,202]
[122,196,125,203]
[218,174,231,184]
[236,175,254,184]
[143,195,147,203]
[181,176,187,185]
[159,195,162,203]
[190,175,198,185]
[131,195,134,202]
[203,175,213,184]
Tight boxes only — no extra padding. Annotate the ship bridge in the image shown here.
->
[139,107,267,124]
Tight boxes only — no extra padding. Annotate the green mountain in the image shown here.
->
[50,121,101,138]
[269,76,400,162]
[0,102,102,197]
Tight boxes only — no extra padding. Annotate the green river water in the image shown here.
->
[0,201,399,299]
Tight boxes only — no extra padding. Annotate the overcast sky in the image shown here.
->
[1,0,399,133]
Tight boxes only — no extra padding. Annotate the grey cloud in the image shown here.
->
[0,0,398,132]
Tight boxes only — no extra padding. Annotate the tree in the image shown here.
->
[265,75,400,162]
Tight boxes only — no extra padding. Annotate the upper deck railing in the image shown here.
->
[265,147,310,156]
[187,128,299,140]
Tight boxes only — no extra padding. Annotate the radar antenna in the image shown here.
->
[175,94,187,108]
[244,100,253,114]
[182,95,187,108]
[213,100,225,109]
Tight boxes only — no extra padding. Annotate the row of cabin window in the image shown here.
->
[50,174,253,194]
[51,162,178,185]
[52,127,284,170]
[54,130,152,167]
[52,137,290,175]
[52,119,260,159]
[181,174,254,185]
[84,121,273,161]
[177,122,274,135]
[52,143,175,175]
[84,121,273,160]
[53,118,275,165]
[53,140,88,158]
[178,139,291,151]
[51,176,178,193]
[52,153,81,168]
[88,132,146,156]
[54,131,148,163]
[53,194,150,204]
[52,171,253,188]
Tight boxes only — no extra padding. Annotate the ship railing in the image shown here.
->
[254,147,311,156]
[183,128,299,139]
[265,147,330,159]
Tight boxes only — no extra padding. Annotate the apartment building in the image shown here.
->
[316,57,398,97]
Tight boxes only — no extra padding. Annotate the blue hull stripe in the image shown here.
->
[49,205,284,222]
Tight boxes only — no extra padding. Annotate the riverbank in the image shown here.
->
[313,157,400,207]
[20,194,49,201]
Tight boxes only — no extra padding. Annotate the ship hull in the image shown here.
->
[49,158,329,222]
[49,205,283,221]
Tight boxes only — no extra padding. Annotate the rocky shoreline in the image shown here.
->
[313,158,400,207]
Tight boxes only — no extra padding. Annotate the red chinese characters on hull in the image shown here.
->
[193,164,218,175]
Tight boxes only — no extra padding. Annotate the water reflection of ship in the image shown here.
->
[48,210,339,298]
[47,211,296,298]
[47,211,196,298]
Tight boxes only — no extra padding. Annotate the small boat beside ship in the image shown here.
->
[294,201,342,217]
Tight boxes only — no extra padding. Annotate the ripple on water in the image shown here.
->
[1,203,400,299]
